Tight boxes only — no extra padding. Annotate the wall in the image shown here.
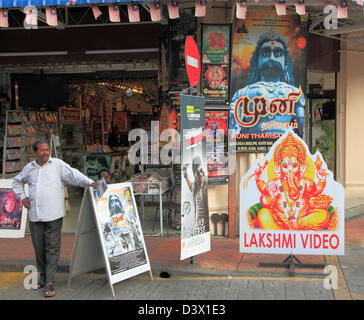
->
[337,33,364,198]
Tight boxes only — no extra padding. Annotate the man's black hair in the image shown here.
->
[32,140,49,152]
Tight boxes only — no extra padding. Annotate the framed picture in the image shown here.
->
[113,112,128,133]
[0,179,28,238]
[110,155,123,183]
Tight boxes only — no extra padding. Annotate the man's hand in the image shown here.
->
[91,181,98,188]
[22,197,30,210]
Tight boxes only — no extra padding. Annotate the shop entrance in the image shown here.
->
[308,88,336,178]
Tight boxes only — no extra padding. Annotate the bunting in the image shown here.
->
[149,0,161,22]
[295,0,306,15]
[92,5,102,20]
[337,0,348,18]
[0,9,9,28]
[195,0,207,17]
[127,2,140,22]
[275,0,286,15]
[236,0,247,19]
[167,0,179,19]
[108,3,120,22]
[45,7,58,26]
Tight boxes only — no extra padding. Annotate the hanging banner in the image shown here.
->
[180,94,210,260]
[0,180,27,238]
[202,64,229,100]
[240,129,344,255]
[229,11,308,153]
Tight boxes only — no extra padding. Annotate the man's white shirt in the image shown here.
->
[12,157,93,222]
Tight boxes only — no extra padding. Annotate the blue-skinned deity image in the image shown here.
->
[230,29,305,137]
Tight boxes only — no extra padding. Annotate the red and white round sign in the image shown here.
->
[185,35,201,87]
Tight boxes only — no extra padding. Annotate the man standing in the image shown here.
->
[12,140,97,298]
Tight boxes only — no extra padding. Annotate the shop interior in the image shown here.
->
[1,70,191,236]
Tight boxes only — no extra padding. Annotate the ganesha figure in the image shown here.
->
[245,131,336,231]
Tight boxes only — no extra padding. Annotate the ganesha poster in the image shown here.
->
[240,129,344,255]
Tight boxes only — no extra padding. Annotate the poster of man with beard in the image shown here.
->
[229,11,308,153]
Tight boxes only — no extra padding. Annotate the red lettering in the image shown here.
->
[330,234,339,249]
[301,234,309,248]
[322,234,329,249]
[314,234,321,249]
[259,233,266,248]
[244,233,249,247]
[250,233,258,247]
[273,233,280,248]
[266,233,272,248]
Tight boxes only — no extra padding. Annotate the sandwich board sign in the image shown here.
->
[67,182,152,298]
[240,129,344,256]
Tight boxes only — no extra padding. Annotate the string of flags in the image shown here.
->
[0,0,359,28]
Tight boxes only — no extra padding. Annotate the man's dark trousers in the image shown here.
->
[29,218,63,284]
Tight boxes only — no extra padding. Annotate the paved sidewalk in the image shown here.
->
[1,202,364,300]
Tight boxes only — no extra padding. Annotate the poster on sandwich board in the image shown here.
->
[68,182,152,298]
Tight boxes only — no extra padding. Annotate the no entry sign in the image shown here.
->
[185,35,201,87]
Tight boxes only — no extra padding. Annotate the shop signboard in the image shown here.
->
[180,94,210,260]
[68,183,152,298]
[229,11,308,153]
[0,180,27,238]
[240,129,344,255]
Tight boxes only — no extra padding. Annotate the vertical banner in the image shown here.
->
[229,11,308,153]
[240,129,344,255]
[201,25,230,102]
[180,94,210,260]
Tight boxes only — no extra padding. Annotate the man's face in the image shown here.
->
[109,195,123,213]
[257,41,285,81]
[35,143,50,165]
[194,165,204,185]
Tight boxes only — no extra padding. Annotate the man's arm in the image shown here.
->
[61,162,97,188]
[12,169,30,209]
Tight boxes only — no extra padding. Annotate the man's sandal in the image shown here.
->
[33,280,45,290]
[44,283,55,297]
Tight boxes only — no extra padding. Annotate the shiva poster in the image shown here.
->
[0,180,27,238]
[89,183,151,283]
[240,130,344,255]
[229,10,308,153]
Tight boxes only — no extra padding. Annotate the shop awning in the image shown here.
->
[0,0,144,9]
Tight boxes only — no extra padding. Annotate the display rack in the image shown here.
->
[2,110,58,178]
[58,107,83,171]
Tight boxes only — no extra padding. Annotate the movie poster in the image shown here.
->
[0,180,27,238]
[202,64,229,100]
[202,25,230,64]
[180,94,210,260]
[202,25,230,102]
[240,129,344,255]
[90,183,150,280]
[205,111,228,178]
[229,11,308,153]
